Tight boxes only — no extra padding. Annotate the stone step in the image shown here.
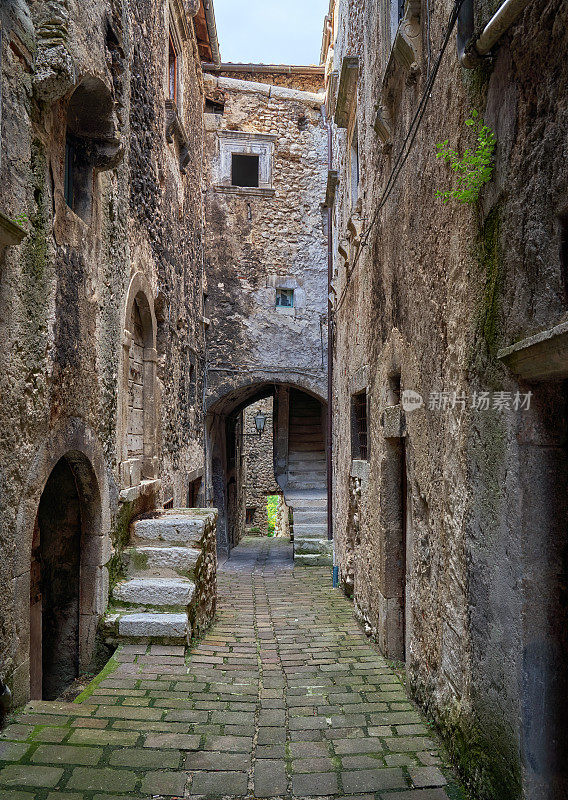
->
[286,496,327,509]
[117,612,189,642]
[288,451,326,462]
[293,523,328,537]
[133,512,207,547]
[288,460,327,472]
[293,510,327,525]
[114,577,196,609]
[287,480,327,490]
[294,552,333,567]
[125,545,200,579]
[294,538,333,555]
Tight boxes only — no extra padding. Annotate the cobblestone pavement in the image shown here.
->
[0,537,464,799]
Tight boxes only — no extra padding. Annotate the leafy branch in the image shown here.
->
[435,110,496,204]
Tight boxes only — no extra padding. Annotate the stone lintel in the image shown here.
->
[213,185,276,198]
[497,321,568,381]
[335,57,359,128]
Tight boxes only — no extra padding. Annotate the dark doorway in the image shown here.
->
[187,477,202,508]
[521,382,568,799]
[30,457,82,700]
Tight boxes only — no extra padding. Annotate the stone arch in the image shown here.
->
[119,272,158,490]
[13,418,111,706]
[206,378,327,553]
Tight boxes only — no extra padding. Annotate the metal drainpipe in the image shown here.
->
[203,1,221,66]
[458,0,532,67]
[323,105,334,546]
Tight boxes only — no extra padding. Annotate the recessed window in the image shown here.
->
[168,32,178,104]
[64,133,93,220]
[232,153,260,188]
[276,288,294,308]
[205,97,225,114]
[246,507,256,525]
[351,390,368,460]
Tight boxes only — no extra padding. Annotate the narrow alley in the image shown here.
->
[0,538,461,799]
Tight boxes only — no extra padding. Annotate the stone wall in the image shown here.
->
[327,0,568,798]
[243,398,280,536]
[0,0,208,706]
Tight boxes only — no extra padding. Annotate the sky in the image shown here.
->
[212,0,329,66]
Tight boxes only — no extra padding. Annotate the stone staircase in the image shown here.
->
[103,508,217,645]
[285,391,332,566]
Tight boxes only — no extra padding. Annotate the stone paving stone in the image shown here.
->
[68,728,140,746]
[184,750,250,770]
[143,732,200,749]
[0,741,31,760]
[190,769,248,796]
[254,758,288,796]
[2,792,38,800]
[32,727,69,742]
[109,747,181,768]
[0,764,64,787]
[408,766,448,787]
[292,770,340,796]
[141,769,188,795]
[291,756,336,772]
[67,766,138,792]
[381,790,451,800]
[342,767,407,792]
[31,744,103,766]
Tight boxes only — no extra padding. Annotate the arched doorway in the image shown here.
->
[30,457,82,700]
[120,275,158,490]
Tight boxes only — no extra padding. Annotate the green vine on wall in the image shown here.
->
[435,110,496,204]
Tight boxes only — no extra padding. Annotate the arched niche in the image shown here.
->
[63,75,123,222]
[119,273,158,491]
[13,419,111,706]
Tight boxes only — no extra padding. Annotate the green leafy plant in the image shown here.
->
[435,110,496,204]
[266,494,279,537]
[13,212,29,228]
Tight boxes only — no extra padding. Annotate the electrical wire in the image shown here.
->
[335,0,466,314]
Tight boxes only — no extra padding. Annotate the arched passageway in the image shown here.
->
[206,381,331,564]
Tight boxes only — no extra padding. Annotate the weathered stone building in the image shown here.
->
[202,65,332,562]
[0,0,217,708]
[324,0,568,798]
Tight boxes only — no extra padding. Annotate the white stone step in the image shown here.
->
[288,463,327,474]
[293,523,328,537]
[114,577,196,608]
[294,552,333,567]
[287,481,327,490]
[125,545,200,578]
[133,512,207,547]
[118,612,189,642]
[294,538,333,555]
[294,511,327,525]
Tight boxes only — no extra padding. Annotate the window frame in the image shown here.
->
[275,288,295,309]
[231,153,260,188]
[351,389,369,461]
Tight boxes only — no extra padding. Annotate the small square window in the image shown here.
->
[276,288,294,308]
[232,153,259,188]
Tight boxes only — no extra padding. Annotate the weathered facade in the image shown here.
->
[202,66,331,558]
[325,0,568,798]
[0,0,216,708]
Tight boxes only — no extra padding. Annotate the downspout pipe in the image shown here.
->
[322,105,334,547]
[458,0,532,68]
[203,0,221,66]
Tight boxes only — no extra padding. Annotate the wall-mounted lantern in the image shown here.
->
[254,410,266,435]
